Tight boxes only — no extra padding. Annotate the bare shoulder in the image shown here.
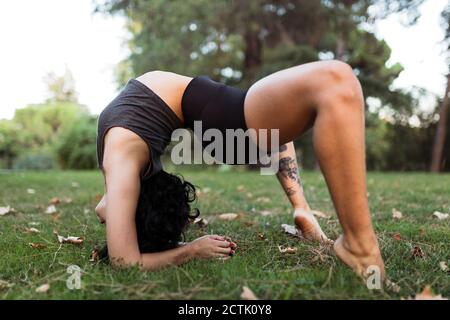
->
[103,127,150,173]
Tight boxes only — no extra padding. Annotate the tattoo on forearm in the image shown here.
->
[279,157,299,182]
[286,186,297,196]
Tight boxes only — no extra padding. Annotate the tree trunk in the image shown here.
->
[430,74,450,172]
[243,26,262,85]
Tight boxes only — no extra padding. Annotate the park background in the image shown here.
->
[0,0,449,172]
[0,0,449,300]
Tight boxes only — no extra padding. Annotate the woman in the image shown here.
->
[95,60,384,278]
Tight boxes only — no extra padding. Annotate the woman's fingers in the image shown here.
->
[216,247,232,255]
[214,239,232,248]
[210,235,225,241]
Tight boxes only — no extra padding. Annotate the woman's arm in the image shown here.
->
[102,127,233,270]
[276,142,310,210]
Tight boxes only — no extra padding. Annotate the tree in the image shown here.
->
[44,66,79,103]
[430,3,450,172]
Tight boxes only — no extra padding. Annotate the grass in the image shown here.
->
[0,168,449,299]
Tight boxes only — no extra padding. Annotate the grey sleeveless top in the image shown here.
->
[96,79,182,180]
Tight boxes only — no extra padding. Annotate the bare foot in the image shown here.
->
[333,234,385,279]
[294,209,330,243]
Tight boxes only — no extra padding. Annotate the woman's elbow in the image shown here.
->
[109,253,143,269]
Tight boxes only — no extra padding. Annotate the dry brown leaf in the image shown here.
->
[0,280,14,290]
[27,188,36,194]
[63,197,73,204]
[311,210,329,219]
[71,181,80,188]
[218,213,239,221]
[35,283,50,293]
[246,192,253,198]
[392,232,401,241]
[29,243,47,249]
[0,206,13,216]
[24,227,40,234]
[256,197,271,204]
[281,224,301,237]
[49,197,61,205]
[411,286,448,300]
[90,249,99,262]
[236,185,245,192]
[257,233,265,240]
[412,245,425,258]
[439,261,449,272]
[259,210,274,217]
[433,211,449,220]
[278,245,298,254]
[240,286,258,300]
[392,208,403,220]
[54,231,84,245]
[45,205,58,214]
[385,279,401,293]
[193,217,208,228]
[51,213,61,222]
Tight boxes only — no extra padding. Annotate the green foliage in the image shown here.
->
[0,120,23,168]
[55,115,98,169]
[13,152,56,170]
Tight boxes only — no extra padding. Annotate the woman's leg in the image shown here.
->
[244,60,384,278]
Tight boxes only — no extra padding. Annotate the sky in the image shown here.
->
[0,0,448,120]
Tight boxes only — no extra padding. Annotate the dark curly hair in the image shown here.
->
[98,170,199,261]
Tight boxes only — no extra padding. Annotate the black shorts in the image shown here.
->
[181,76,258,164]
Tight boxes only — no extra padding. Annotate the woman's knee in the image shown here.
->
[315,60,364,110]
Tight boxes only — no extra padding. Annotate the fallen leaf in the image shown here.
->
[311,210,329,219]
[411,245,425,258]
[29,243,47,249]
[90,249,99,262]
[433,211,449,220]
[256,197,271,204]
[45,205,58,214]
[392,232,401,241]
[193,217,208,228]
[27,188,36,194]
[246,192,253,198]
[35,283,50,293]
[439,261,449,272]
[385,279,401,293]
[51,213,61,222]
[240,286,258,300]
[49,197,60,205]
[411,286,448,300]
[257,233,265,240]
[0,206,14,216]
[71,181,79,188]
[218,213,239,221]
[28,222,40,226]
[278,245,298,254]
[83,208,90,214]
[24,227,40,234]
[202,187,211,194]
[236,185,245,192]
[392,208,403,220]
[281,224,301,237]
[54,231,84,245]
[0,280,14,290]
[63,197,73,204]
[259,210,274,217]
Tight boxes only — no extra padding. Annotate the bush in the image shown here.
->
[13,152,56,170]
[56,115,98,169]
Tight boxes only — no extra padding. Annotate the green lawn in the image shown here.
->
[0,169,449,299]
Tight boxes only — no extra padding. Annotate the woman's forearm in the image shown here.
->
[276,142,310,209]
[138,242,196,271]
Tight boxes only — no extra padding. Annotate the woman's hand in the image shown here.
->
[188,235,237,259]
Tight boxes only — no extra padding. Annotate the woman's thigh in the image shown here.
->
[244,61,330,146]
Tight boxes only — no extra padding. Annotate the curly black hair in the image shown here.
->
[98,170,199,261]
